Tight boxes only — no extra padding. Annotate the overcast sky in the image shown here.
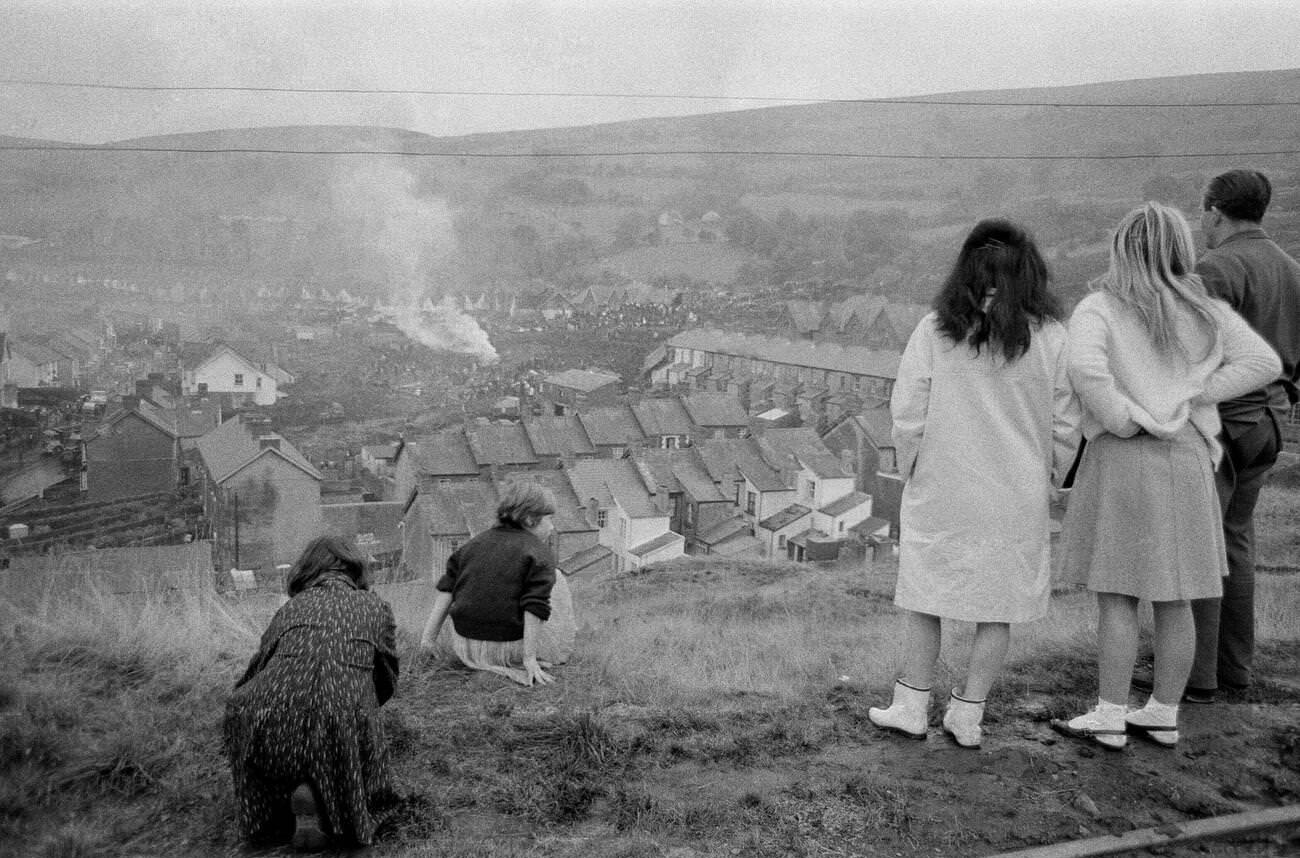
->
[1,0,1298,144]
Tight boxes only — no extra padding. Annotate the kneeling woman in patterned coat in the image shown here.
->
[223,536,399,847]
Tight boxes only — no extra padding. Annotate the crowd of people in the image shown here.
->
[218,169,1298,849]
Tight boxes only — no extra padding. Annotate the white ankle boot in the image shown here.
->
[942,690,985,749]
[868,680,930,740]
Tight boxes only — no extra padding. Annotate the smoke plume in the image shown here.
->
[332,160,498,363]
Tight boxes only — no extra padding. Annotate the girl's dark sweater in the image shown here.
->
[435,523,556,642]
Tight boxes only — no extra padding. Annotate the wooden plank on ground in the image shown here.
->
[995,804,1300,857]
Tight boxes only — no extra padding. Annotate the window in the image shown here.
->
[597,509,608,528]
[685,503,695,526]
[745,491,756,515]
[255,377,262,389]
[805,479,817,500]
[233,373,244,386]
[777,535,786,550]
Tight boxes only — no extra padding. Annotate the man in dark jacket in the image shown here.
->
[1187,169,1300,702]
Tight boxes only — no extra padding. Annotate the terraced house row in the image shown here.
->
[648,328,902,431]
[392,412,892,581]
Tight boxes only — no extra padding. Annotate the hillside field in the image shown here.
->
[2,479,1299,857]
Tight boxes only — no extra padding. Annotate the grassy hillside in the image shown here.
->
[0,69,1296,299]
[3,484,1299,857]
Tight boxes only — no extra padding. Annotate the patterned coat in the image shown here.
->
[223,574,399,846]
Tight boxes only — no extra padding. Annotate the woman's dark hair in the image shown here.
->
[933,218,1059,362]
[1203,169,1271,223]
[286,535,369,596]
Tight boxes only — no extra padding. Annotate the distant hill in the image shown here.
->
[0,69,1296,298]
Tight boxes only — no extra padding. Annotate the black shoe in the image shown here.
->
[1181,686,1216,704]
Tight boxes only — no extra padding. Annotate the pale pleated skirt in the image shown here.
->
[449,571,576,686]
[1060,427,1226,601]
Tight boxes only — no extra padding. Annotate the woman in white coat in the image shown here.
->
[869,219,1080,748]
[1051,203,1280,750]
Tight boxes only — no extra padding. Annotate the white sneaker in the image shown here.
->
[1125,701,1179,748]
[1050,703,1127,750]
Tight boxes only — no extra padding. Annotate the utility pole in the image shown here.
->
[232,491,240,569]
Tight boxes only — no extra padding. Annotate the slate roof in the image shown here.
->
[94,399,177,441]
[181,341,258,373]
[560,543,613,574]
[694,516,752,546]
[631,398,693,437]
[629,531,683,557]
[410,428,480,476]
[709,532,765,557]
[831,294,888,331]
[784,301,824,334]
[857,402,896,446]
[496,469,596,535]
[466,422,538,467]
[757,428,849,478]
[796,450,852,479]
[544,368,622,393]
[173,399,223,439]
[565,458,660,518]
[362,443,399,461]
[738,461,790,493]
[680,391,748,429]
[414,480,499,535]
[131,398,178,436]
[850,516,891,537]
[632,448,729,502]
[578,406,644,446]
[523,416,596,457]
[641,342,668,375]
[667,329,900,378]
[194,416,321,484]
[697,438,786,493]
[819,491,872,517]
[759,503,811,531]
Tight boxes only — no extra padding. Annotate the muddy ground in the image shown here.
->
[382,601,1300,858]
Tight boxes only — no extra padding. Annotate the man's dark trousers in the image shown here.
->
[1189,412,1281,692]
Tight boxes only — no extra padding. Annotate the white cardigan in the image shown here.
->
[1067,291,1281,465]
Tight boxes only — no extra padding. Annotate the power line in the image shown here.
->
[0,143,1296,161]
[2,76,1298,108]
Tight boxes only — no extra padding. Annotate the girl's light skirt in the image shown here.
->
[1060,427,1226,601]
[449,571,576,685]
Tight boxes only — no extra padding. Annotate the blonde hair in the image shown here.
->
[496,480,557,529]
[1093,201,1218,359]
